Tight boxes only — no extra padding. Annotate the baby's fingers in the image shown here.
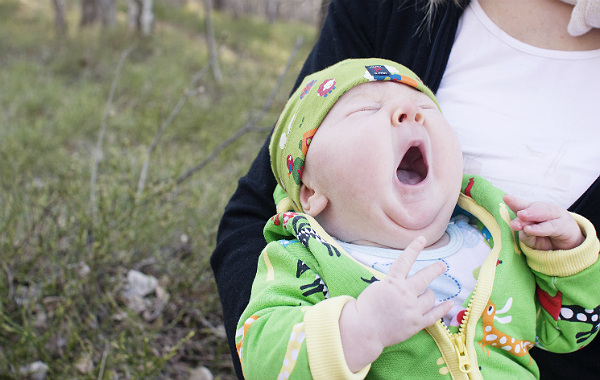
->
[502,194,531,214]
[386,236,446,295]
[514,202,563,225]
[387,236,427,280]
[422,300,454,327]
[520,219,561,237]
[503,194,562,232]
[408,260,447,295]
[504,194,584,250]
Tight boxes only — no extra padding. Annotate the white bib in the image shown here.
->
[436,0,600,208]
[336,215,491,326]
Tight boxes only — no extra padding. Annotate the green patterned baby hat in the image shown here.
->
[269,58,440,212]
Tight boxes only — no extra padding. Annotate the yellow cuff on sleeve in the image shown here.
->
[522,213,599,277]
[304,296,371,380]
[276,196,298,213]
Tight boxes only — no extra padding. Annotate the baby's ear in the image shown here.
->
[299,183,328,217]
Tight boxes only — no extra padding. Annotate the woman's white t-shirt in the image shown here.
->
[436,0,600,208]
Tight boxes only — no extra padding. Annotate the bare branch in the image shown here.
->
[97,341,110,380]
[136,63,211,198]
[175,121,260,185]
[175,35,303,185]
[90,45,135,229]
[204,0,223,82]
[2,262,14,300]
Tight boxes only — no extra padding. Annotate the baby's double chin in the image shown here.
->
[344,219,447,250]
[379,211,449,249]
[372,229,447,250]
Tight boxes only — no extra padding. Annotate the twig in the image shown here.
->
[90,45,135,229]
[2,262,13,300]
[175,35,304,185]
[97,341,109,380]
[204,0,222,82]
[136,64,210,198]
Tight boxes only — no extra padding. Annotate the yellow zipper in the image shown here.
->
[428,271,482,379]
[451,334,472,374]
[443,276,475,374]
[443,295,476,378]
[426,194,505,379]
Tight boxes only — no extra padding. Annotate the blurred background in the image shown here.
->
[0,0,323,378]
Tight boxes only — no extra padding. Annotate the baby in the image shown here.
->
[235,59,600,379]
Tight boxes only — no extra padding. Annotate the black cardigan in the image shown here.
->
[211,1,600,378]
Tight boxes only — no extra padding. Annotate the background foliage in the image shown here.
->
[0,0,315,378]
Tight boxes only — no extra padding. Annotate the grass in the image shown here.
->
[0,0,315,378]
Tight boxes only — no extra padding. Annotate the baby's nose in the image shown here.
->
[391,100,424,126]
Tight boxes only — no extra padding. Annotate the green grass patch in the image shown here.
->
[0,1,316,378]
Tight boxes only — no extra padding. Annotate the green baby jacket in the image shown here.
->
[236,175,600,379]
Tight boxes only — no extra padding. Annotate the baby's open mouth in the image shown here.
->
[397,146,428,185]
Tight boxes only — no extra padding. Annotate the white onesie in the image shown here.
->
[336,214,491,326]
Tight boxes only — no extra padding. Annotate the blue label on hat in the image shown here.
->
[365,65,390,77]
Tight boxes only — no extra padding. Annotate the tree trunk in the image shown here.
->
[80,0,99,26]
[204,0,222,82]
[128,0,139,30]
[228,0,243,19]
[52,0,67,36]
[213,0,225,11]
[266,0,279,24]
[99,0,116,27]
[128,0,154,36]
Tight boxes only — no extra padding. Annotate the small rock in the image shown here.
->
[77,262,91,278]
[121,269,170,319]
[180,234,189,244]
[74,354,94,374]
[125,270,158,297]
[189,366,213,380]
[14,284,41,307]
[18,361,48,380]
[123,293,147,313]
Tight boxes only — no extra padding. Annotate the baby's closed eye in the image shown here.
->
[347,104,381,116]
[418,104,437,110]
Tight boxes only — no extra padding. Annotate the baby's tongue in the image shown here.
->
[397,169,422,185]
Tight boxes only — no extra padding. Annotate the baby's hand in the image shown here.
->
[503,194,585,251]
[356,236,451,346]
[340,236,452,371]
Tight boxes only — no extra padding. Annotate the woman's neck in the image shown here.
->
[477,0,600,51]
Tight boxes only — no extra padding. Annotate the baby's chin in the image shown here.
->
[340,228,449,251]
[315,205,451,250]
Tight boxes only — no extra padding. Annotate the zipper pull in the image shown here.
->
[451,334,472,374]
